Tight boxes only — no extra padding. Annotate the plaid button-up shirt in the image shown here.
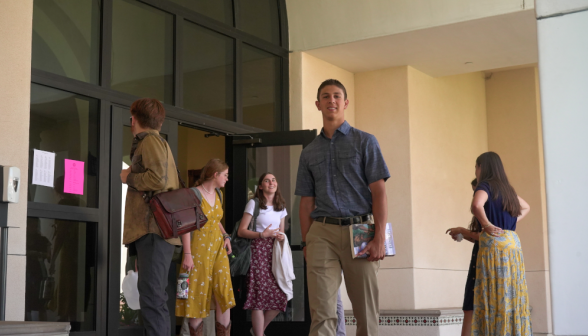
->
[295,121,390,219]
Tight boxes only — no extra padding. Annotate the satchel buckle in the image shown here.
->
[176,220,182,228]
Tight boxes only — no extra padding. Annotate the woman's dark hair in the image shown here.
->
[255,172,285,211]
[475,151,521,217]
[468,178,481,232]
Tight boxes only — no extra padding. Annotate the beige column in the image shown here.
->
[0,0,34,321]
[406,67,488,309]
[536,1,588,333]
[356,66,415,309]
[485,67,552,335]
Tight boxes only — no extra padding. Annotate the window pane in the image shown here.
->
[32,0,101,84]
[183,22,234,120]
[29,84,100,208]
[239,0,280,45]
[119,125,141,328]
[25,217,98,332]
[169,0,233,25]
[111,0,174,103]
[118,125,170,329]
[242,45,281,131]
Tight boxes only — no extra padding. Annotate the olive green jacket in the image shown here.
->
[123,130,181,246]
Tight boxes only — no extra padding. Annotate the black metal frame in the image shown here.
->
[225,130,316,233]
[107,105,181,336]
[24,97,111,336]
[225,129,317,335]
[27,0,290,334]
[32,0,289,133]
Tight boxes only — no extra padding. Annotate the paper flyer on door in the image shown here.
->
[32,149,55,188]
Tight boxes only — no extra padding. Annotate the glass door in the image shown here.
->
[107,105,178,336]
[225,130,317,335]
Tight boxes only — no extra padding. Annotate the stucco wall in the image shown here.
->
[355,67,489,310]
[356,66,415,310]
[485,67,552,333]
[0,0,34,321]
[286,0,533,51]
[407,68,488,309]
[289,52,355,132]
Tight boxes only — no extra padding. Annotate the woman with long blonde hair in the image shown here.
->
[176,159,235,336]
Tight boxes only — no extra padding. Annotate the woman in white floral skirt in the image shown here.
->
[238,172,288,336]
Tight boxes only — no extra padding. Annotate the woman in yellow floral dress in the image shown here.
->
[176,159,235,336]
[471,152,532,336]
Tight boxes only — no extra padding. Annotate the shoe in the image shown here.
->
[250,327,266,336]
[215,321,231,336]
[189,322,203,336]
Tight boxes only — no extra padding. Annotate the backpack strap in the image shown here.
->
[191,187,203,203]
[250,198,260,232]
[215,188,223,205]
[192,187,223,205]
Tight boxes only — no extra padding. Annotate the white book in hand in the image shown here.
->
[350,222,396,259]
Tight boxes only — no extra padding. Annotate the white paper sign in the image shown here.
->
[32,149,55,188]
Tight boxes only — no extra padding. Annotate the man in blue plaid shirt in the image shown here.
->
[296,79,390,336]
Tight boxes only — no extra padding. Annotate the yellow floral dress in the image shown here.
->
[176,192,235,318]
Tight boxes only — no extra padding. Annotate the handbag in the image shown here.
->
[228,198,259,276]
[149,169,208,239]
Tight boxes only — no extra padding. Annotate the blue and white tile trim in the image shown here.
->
[345,309,464,326]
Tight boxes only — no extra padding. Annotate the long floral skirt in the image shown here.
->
[472,231,532,336]
[243,237,287,311]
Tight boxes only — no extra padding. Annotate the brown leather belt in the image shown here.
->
[315,214,371,226]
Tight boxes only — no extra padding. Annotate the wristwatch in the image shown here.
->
[300,241,306,248]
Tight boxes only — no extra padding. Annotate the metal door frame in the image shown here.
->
[107,104,179,336]
[225,129,317,335]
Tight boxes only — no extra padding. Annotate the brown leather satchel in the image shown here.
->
[149,170,208,239]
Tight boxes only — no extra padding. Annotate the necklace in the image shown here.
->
[201,185,214,195]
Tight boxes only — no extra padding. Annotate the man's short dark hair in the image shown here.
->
[316,79,347,101]
[130,98,166,130]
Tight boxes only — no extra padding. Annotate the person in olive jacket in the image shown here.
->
[120,98,180,336]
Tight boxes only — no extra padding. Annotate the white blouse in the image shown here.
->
[244,199,287,233]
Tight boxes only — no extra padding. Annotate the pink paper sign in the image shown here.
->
[64,159,85,195]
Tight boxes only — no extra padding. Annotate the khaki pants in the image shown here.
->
[306,221,380,336]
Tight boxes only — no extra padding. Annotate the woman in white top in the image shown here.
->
[238,172,288,336]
